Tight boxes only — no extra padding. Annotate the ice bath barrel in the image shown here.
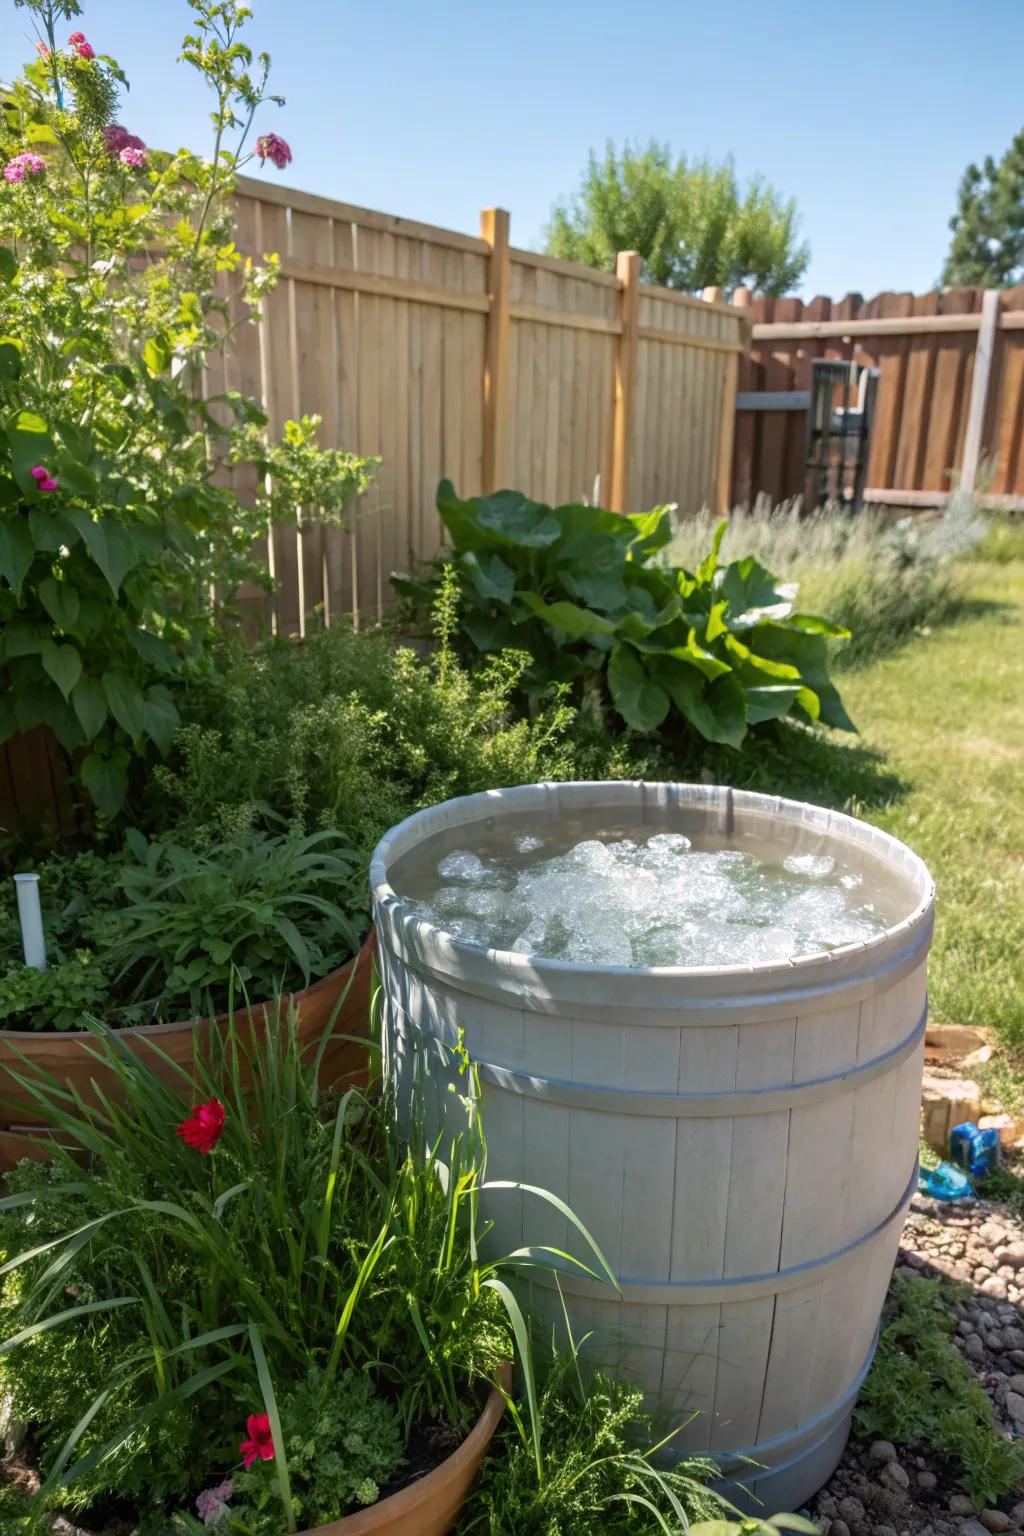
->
[370,783,935,1511]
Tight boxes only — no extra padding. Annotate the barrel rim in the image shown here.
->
[370,781,935,996]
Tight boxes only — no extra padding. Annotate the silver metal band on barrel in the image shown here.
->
[411,1002,927,1121]
[522,1159,918,1308]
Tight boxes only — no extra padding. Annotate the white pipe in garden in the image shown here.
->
[13,873,47,971]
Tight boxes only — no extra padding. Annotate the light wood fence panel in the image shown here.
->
[225,179,746,634]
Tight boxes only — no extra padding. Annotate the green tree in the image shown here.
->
[544,141,809,296]
[942,127,1024,287]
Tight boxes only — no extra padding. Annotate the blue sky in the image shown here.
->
[3,0,1021,297]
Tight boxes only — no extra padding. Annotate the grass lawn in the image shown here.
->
[837,538,1024,1052]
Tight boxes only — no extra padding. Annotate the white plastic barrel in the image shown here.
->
[370,782,934,1511]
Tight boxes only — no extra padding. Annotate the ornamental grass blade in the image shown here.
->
[482,1180,618,1289]
[249,1323,296,1534]
[605,1493,676,1534]
[483,1276,541,1483]
[0,1297,139,1356]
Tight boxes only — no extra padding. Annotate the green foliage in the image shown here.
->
[461,1345,723,1535]
[0,1008,612,1522]
[544,141,809,296]
[855,1271,1024,1505]
[230,1367,404,1532]
[669,496,984,670]
[395,482,852,749]
[151,605,583,854]
[0,826,363,1027]
[943,126,1024,287]
[98,826,363,1016]
[0,1,374,817]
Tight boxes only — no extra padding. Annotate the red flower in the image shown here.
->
[255,132,292,170]
[240,1412,274,1468]
[176,1099,226,1155]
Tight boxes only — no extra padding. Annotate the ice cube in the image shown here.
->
[783,853,836,879]
[437,850,491,883]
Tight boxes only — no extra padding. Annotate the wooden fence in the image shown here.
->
[218,178,746,632]
[732,285,1024,510]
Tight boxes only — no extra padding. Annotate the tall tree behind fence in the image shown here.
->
[219,177,745,634]
[732,285,1024,510]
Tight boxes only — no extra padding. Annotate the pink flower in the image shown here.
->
[30,465,58,493]
[68,33,95,59]
[3,152,46,184]
[196,1478,234,1524]
[239,1413,274,1468]
[68,31,86,43]
[103,124,146,157]
[36,41,51,60]
[119,146,147,169]
[176,1099,226,1155]
[255,133,292,171]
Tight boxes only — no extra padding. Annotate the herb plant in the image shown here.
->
[394,481,853,747]
[855,1269,1024,1505]
[102,826,364,1017]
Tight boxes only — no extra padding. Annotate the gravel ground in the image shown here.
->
[806,1191,1024,1536]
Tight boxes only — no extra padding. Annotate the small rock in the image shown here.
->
[874,1526,898,1536]
[975,1268,995,1285]
[1006,1373,1024,1394]
[918,1470,938,1490]
[869,1440,899,1465]
[950,1495,977,1516]
[1005,1389,1024,1424]
[1003,1328,1024,1351]
[963,1334,987,1363]
[831,1523,851,1536]
[1009,1503,1024,1526]
[996,1242,1024,1269]
[981,1513,1013,1534]
[983,1276,1009,1298]
[816,1520,832,1536]
[881,1463,911,1492]
[838,1498,865,1525]
[961,1522,991,1536]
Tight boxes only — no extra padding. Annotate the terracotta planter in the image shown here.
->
[299,1367,510,1536]
[0,931,377,1168]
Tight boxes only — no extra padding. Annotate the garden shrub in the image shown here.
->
[669,494,985,669]
[394,480,853,747]
[0,0,374,818]
[855,1269,1024,1505]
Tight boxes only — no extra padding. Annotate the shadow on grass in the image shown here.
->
[659,722,908,816]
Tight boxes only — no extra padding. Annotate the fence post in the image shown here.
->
[959,288,1001,496]
[480,207,511,494]
[609,250,641,514]
[706,286,739,517]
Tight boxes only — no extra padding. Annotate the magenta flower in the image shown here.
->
[68,32,95,59]
[119,146,147,169]
[103,124,146,157]
[30,465,59,493]
[67,30,86,43]
[255,133,292,170]
[3,152,46,184]
[196,1479,234,1524]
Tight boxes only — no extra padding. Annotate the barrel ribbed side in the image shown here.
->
[371,782,934,1510]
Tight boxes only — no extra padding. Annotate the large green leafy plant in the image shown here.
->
[0,0,374,818]
[395,482,853,748]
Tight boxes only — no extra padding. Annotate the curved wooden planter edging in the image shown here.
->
[0,930,377,1171]
[299,1367,510,1536]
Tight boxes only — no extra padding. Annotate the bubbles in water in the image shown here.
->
[419,830,888,966]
